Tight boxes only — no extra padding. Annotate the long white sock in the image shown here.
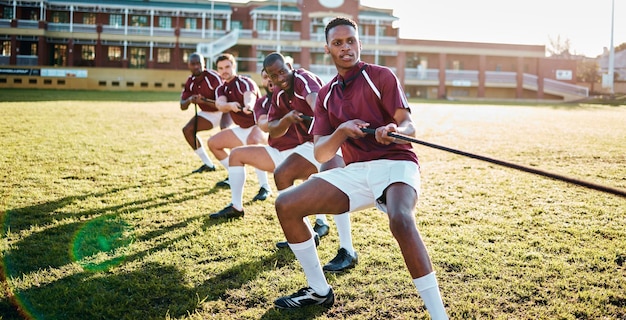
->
[333,213,355,256]
[289,235,330,296]
[413,272,448,320]
[315,214,328,223]
[255,168,270,191]
[219,156,229,171]
[194,144,214,167]
[229,166,245,210]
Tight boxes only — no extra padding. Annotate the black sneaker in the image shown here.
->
[209,204,244,219]
[252,187,271,201]
[276,234,320,249]
[215,177,230,188]
[313,219,329,238]
[323,248,358,273]
[192,164,216,174]
[274,286,334,309]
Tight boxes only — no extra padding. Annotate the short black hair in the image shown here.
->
[324,17,358,44]
[262,52,285,70]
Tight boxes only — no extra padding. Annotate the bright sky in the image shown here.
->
[360,0,625,57]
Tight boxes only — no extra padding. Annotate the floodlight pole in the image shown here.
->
[608,0,615,95]
[277,0,281,53]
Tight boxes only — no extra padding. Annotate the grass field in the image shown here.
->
[1,89,625,319]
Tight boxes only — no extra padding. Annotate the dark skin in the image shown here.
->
[274,24,434,279]
[180,55,232,149]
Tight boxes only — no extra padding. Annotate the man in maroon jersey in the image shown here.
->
[207,53,270,216]
[271,17,448,319]
[179,52,231,174]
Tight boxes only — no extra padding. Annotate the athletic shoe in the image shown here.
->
[192,164,216,174]
[209,204,244,219]
[274,286,334,309]
[215,177,230,188]
[323,248,358,273]
[275,234,320,249]
[252,187,271,201]
[313,219,330,238]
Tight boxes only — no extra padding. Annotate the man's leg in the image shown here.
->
[207,128,243,187]
[385,183,448,319]
[210,145,275,219]
[274,177,349,309]
[182,116,216,173]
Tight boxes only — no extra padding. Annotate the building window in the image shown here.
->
[158,16,171,29]
[30,43,37,55]
[157,48,170,63]
[182,49,195,63]
[83,13,96,25]
[282,21,294,32]
[231,20,242,30]
[184,18,196,29]
[51,12,69,23]
[110,14,123,27]
[257,20,269,31]
[130,15,148,27]
[1,41,10,56]
[214,19,224,30]
[2,7,14,20]
[82,45,95,60]
[129,47,146,68]
[108,46,122,61]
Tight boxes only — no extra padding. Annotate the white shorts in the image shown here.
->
[197,110,222,128]
[264,142,322,170]
[230,125,260,145]
[312,159,421,213]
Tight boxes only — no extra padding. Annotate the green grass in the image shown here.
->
[1,89,625,319]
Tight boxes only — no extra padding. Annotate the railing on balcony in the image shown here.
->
[485,71,516,84]
[405,68,439,81]
[16,55,38,66]
[523,73,538,89]
[544,78,589,96]
[17,20,38,29]
[256,30,301,41]
[0,19,10,28]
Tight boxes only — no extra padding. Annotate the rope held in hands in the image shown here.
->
[360,128,626,198]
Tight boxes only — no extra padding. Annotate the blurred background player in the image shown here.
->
[209,53,270,201]
[180,52,232,174]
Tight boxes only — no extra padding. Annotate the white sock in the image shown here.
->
[333,213,355,256]
[255,168,270,191]
[315,214,328,224]
[219,156,229,171]
[229,166,245,210]
[413,272,448,320]
[289,235,330,296]
[194,145,214,167]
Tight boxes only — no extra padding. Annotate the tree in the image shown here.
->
[547,35,572,58]
[576,58,600,93]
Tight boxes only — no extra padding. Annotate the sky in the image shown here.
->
[221,0,624,58]
[360,0,625,57]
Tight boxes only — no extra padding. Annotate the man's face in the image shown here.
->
[188,57,203,76]
[325,24,361,73]
[261,70,274,93]
[264,59,293,92]
[216,59,236,81]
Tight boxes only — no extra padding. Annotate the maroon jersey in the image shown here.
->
[268,68,323,143]
[180,70,222,112]
[216,75,260,128]
[254,94,301,151]
[312,61,418,165]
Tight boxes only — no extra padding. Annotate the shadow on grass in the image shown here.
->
[0,175,314,319]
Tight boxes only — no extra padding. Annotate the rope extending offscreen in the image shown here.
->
[360,128,626,198]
